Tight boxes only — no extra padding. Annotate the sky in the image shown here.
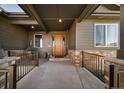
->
[0,4,24,12]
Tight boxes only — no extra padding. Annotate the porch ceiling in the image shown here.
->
[2,4,99,31]
[33,4,85,18]
[20,25,44,31]
[33,4,86,31]
[41,20,74,31]
[2,4,119,31]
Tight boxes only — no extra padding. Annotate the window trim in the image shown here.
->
[0,4,25,13]
[34,34,43,48]
[94,23,119,48]
[0,4,29,18]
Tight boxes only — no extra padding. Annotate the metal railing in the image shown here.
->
[104,58,124,89]
[16,53,38,81]
[0,69,8,89]
[82,51,124,88]
[0,52,38,89]
[82,51,105,81]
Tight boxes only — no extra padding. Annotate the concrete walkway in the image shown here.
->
[17,59,104,89]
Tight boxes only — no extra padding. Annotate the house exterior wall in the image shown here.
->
[76,19,120,50]
[0,16,28,50]
[28,31,67,58]
[67,21,76,50]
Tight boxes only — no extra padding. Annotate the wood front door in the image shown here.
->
[53,35,65,57]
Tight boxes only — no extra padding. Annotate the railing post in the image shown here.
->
[5,72,8,89]
[0,69,8,89]
[35,52,39,66]
[109,64,115,89]
[9,62,17,89]
[118,71,124,88]
[36,59,39,66]
[82,51,84,67]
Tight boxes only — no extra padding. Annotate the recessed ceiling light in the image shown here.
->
[59,19,62,22]
[31,25,34,29]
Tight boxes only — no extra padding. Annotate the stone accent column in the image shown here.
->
[117,4,124,59]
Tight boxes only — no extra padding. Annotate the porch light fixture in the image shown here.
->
[31,25,34,29]
[59,19,62,22]
[56,5,62,23]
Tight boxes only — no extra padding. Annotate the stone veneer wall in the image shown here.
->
[83,50,117,57]
[68,49,117,67]
[68,49,82,66]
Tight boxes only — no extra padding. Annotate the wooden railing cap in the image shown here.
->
[0,57,20,65]
[104,57,124,66]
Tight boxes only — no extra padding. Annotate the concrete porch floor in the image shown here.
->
[17,59,104,89]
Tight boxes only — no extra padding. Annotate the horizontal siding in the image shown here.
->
[68,21,76,49]
[0,16,28,50]
[76,19,120,50]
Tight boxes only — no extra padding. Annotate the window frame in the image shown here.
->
[0,4,25,13]
[34,34,43,48]
[94,23,119,48]
[0,4,29,18]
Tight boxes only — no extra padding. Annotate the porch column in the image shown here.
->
[117,5,124,58]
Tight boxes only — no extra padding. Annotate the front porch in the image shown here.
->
[17,59,104,89]
[0,4,123,89]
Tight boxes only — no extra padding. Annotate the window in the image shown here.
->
[0,4,29,18]
[0,4,25,13]
[34,34,42,48]
[95,24,118,47]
